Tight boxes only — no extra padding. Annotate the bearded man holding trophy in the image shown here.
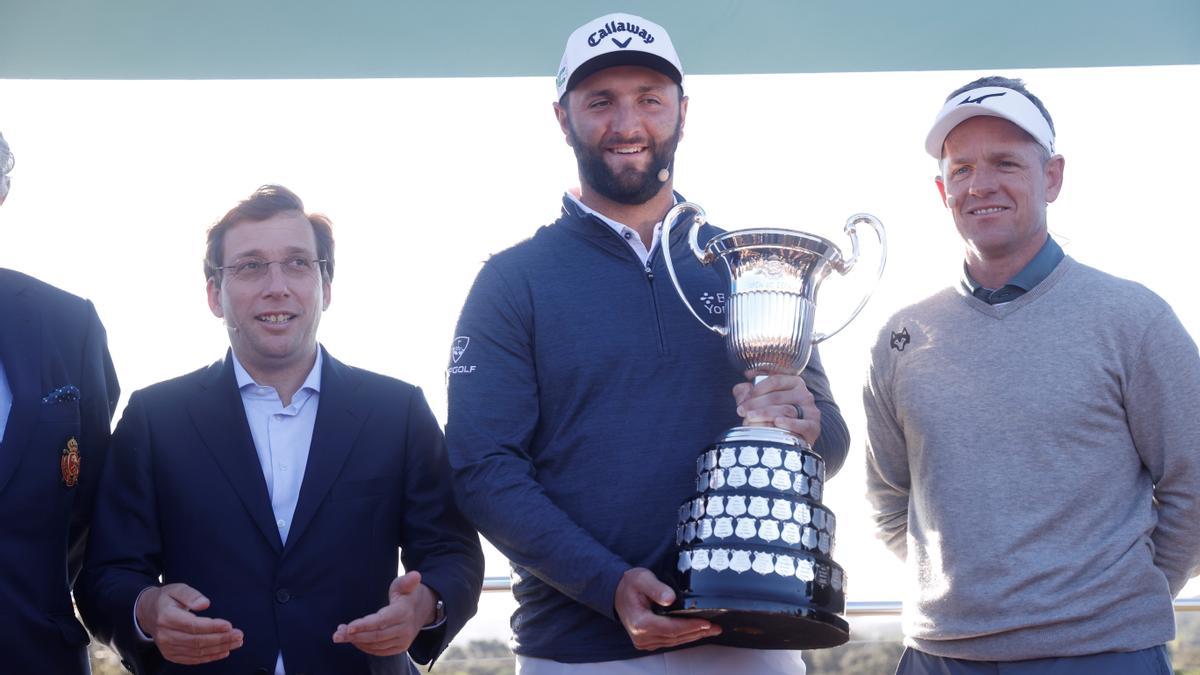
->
[446,12,886,675]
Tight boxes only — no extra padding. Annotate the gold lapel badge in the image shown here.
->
[61,437,80,487]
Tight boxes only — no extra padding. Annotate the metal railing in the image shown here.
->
[481,576,1200,616]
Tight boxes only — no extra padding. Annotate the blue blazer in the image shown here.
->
[0,269,119,674]
[78,348,484,675]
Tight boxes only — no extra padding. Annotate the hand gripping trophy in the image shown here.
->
[660,202,886,649]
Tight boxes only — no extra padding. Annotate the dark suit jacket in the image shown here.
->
[78,348,483,675]
[0,268,120,674]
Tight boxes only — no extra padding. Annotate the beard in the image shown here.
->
[568,117,683,206]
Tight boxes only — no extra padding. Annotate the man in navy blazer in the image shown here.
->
[78,185,484,674]
[0,131,121,673]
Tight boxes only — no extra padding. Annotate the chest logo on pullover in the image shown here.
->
[700,292,726,315]
[448,336,476,375]
[890,327,910,352]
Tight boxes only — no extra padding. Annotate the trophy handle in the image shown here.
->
[812,213,887,344]
[661,202,728,337]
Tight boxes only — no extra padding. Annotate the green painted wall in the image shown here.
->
[1,0,1197,79]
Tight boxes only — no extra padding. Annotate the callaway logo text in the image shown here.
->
[588,20,655,48]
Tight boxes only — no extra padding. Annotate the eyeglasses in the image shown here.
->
[217,256,327,283]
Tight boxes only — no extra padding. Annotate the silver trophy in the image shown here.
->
[660,202,886,650]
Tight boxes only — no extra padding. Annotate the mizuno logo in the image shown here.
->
[612,37,632,48]
[959,92,1006,106]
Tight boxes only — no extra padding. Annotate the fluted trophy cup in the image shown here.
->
[660,202,886,650]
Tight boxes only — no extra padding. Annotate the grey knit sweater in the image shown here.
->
[864,256,1200,660]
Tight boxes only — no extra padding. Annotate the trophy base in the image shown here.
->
[670,427,848,651]
[663,595,849,650]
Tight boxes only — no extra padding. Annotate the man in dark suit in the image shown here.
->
[78,185,484,674]
[0,130,121,673]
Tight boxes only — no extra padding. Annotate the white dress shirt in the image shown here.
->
[231,350,322,548]
[565,192,665,265]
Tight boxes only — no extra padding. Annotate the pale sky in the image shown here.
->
[1,64,1197,642]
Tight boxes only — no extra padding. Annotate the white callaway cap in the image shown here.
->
[556,13,683,100]
[925,86,1055,158]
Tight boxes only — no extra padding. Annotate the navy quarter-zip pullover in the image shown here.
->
[447,195,849,663]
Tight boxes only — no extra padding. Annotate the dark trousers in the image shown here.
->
[896,645,1173,675]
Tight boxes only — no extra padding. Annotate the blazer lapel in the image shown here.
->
[187,353,283,553]
[284,349,367,554]
[0,272,44,496]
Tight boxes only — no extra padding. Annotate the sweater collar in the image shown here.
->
[961,255,1075,319]
[960,235,1064,304]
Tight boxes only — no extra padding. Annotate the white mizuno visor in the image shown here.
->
[925,86,1055,159]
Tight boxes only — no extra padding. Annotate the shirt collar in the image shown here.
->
[562,191,680,237]
[961,235,1064,296]
[232,347,323,395]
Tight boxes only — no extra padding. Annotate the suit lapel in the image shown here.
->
[284,349,367,554]
[0,272,44,496]
[187,353,283,553]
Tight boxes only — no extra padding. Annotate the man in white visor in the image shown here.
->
[865,75,1200,674]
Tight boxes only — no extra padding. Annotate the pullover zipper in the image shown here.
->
[645,252,668,355]
[586,212,671,355]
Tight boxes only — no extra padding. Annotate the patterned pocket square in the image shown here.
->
[43,385,81,404]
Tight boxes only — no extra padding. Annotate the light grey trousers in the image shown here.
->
[517,645,807,675]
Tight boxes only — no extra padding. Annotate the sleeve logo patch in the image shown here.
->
[448,336,477,375]
[451,336,470,363]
